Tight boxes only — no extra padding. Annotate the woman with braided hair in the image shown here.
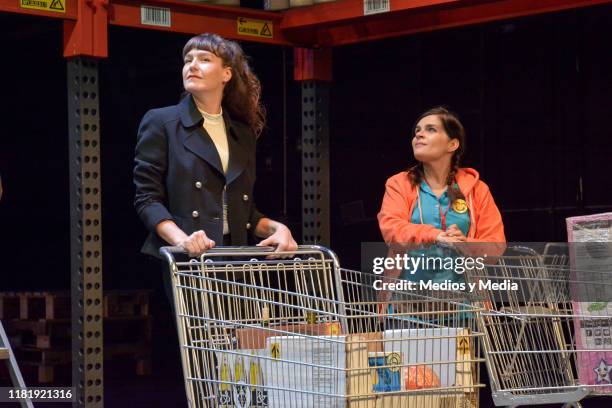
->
[377,107,505,285]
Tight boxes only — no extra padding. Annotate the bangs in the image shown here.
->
[182,34,231,63]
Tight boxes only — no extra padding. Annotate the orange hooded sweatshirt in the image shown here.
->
[378,168,506,255]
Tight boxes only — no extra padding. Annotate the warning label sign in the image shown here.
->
[458,336,470,353]
[21,0,65,13]
[237,17,273,39]
[270,343,280,359]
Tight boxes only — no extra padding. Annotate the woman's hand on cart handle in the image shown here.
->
[177,230,216,257]
[156,220,214,257]
[256,220,298,258]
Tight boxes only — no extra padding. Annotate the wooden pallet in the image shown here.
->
[103,290,151,318]
[1,289,154,383]
[106,342,152,376]
[103,315,153,344]
[0,289,152,320]
[4,319,70,349]
[0,321,33,407]
[12,341,153,383]
[0,293,20,320]
[4,316,152,349]
[0,292,70,320]
[16,347,72,366]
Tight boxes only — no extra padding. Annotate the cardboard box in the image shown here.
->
[264,335,346,408]
[345,331,473,408]
[454,329,474,393]
[215,349,268,408]
[376,392,475,408]
[383,328,462,387]
[346,335,375,408]
[236,321,341,349]
[369,352,402,392]
[376,394,441,408]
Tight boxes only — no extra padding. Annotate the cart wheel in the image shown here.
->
[562,403,582,408]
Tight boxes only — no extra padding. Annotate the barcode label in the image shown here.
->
[312,343,333,406]
[364,0,390,15]
[141,6,171,27]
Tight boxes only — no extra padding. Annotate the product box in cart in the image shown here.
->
[225,327,474,408]
[345,330,475,408]
[263,334,347,408]
[235,321,341,349]
[567,212,612,392]
[217,322,344,408]
[215,349,269,408]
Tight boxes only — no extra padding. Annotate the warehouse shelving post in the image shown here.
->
[64,0,108,404]
[294,47,332,246]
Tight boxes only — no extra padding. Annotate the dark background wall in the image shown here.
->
[1,4,611,288]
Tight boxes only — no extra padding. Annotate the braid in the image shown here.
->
[447,155,465,203]
[407,163,424,188]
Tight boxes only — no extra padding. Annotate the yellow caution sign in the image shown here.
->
[306,312,317,324]
[458,336,470,353]
[270,343,280,359]
[386,352,402,372]
[237,17,273,39]
[21,0,65,13]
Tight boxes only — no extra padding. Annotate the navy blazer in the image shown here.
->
[134,95,265,258]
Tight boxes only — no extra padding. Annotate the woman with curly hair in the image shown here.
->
[134,33,297,260]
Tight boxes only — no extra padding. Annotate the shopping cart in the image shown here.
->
[465,244,612,408]
[160,245,484,408]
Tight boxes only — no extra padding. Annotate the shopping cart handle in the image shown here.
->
[159,245,276,256]
[200,246,276,254]
[159,246,187,254]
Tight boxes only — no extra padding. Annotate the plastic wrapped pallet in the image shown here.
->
[211,0,240,5]
[264,335,346,408]
[264,0,289,9]
[290,0,313,7]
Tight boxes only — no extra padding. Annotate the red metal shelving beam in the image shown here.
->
[64,0,109,57]
[280,0,612,46]
[1,0,610,53]
[109,0,289,45]
[0,0,289,57]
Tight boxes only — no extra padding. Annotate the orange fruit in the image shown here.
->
[404,365,441,389]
